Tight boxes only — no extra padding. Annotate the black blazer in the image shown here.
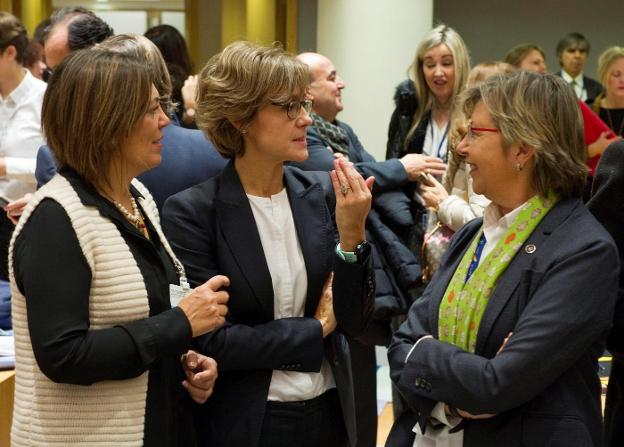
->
[588,140,624,446]
[387,198,618,447]
[556,70,604,104]
[162,161,374,447]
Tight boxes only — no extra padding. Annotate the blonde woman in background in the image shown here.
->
[385,24,470,258]
[418,62,513,279]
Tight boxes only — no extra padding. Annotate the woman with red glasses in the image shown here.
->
[386,71,618,447]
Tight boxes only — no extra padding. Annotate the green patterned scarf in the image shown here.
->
[438,192,558,352]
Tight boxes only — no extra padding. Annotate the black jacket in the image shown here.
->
[162,162,374,447]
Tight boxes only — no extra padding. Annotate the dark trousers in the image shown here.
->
[258,388,347,447]
[348,337,378,447]
[0,212,14,281]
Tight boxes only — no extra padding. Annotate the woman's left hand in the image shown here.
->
[330,159,374,251]
[181,350,218,404]
[421,177,448,211]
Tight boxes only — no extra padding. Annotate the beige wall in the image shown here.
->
[316,0,433,161]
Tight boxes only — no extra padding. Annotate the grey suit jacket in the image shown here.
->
[162,161,374,447]
[387,197,618,447]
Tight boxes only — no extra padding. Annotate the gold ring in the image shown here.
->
[340,184,351,195]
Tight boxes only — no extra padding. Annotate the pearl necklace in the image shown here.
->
[114,197,150,239]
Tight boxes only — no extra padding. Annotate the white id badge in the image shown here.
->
[170,282,192,308]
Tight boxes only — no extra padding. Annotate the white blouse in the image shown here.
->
[247,188,335,402]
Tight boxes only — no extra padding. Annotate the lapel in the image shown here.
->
[427,199,580,353]
[216,162,275,320]
[473,198,579,354]
[336,121,361,163]
[283,168,332,316]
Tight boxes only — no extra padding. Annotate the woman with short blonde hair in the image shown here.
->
[387,72,616,446]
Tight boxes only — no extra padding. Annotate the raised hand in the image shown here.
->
[330,158,373,251]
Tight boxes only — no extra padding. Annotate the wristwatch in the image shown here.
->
[335,241,371,264]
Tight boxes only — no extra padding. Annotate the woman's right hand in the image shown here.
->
[314,273,337,338]
[178,275,230,337]
[400,153,447,181]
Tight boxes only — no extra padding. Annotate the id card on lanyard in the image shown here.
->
[169,258,192,307]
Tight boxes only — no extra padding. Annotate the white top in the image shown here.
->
[0,69,46,200]
[410,199,528,447]
[437,162,490,232]
[561,70,587,102]
[422,119,449,160]
[247,188,335,402]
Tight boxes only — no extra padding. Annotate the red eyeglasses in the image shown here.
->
[467,126,499,143]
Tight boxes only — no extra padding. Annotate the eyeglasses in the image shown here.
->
[466,125,499,143]
[272,99,313,120]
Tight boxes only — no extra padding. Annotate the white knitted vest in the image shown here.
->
[9,175,176,446]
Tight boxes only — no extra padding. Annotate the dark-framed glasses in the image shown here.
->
[272,99,313,120]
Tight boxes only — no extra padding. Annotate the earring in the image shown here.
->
[515,162,522,172]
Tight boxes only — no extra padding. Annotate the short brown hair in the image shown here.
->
[42,48,152,188]
[460,71,586,199]
[504,43,545,68]
[97,34,175,114]
[0,12,28,64]
[196,41,309,158]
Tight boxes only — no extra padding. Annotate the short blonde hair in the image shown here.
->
[460,71,586,199]
[196,41,310,159]
[467,61,515,88]
[597,46,624,87]
[42,48,152,188]
[406,24,470,147]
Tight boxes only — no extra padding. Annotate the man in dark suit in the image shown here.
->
[35,126,226,211]
[555,32,603,103]
[293,53,446,193]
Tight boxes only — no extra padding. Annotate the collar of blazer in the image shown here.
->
[426,197,580,355]
[216,161,334,320]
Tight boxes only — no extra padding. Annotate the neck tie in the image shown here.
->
[465,233,486,283]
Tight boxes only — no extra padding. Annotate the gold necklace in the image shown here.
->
[114,197,150,239]
[605,107,624,137]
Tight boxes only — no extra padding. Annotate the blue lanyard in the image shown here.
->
[431,121,450,159]
[464,233,487,284]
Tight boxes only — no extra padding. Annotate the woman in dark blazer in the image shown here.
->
[387,71,619,447]
[162,41,375,447]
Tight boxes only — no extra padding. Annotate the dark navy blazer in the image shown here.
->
[162,162,374,447]
[35,124,227,211]
[387,198,618,447]
[290,121,409,193]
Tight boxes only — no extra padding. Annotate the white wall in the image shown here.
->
[317,0,433,160]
